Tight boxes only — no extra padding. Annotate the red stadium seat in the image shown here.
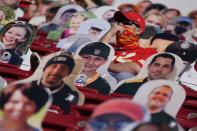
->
[182,84,197,98]
[81,90,116,104]
[176,106,197,129]
[110,92,133,99]
[0,62,33,83]
[183,100,197,108]
[70,104,97,117]
[31,35,59,56]
[76,86,98,93]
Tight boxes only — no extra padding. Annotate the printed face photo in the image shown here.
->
[41,63,70,88]
[132,80,186,117]
[148,57,174,80]
[0,21,35,67]
[0,82,50,130]
[80,54,106,73]
[76,19,111,40]
[147,85,173,112]
[125,53,184,82]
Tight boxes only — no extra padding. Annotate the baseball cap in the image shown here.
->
[79,42,110,59]
[90,23,105,31]
[91,99,148,121]
[114,11,145,33]
[176,16,193,25]
[165,41,197,62]
[44,52,75,74]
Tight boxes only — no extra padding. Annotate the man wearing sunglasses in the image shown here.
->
[101,11,157,82]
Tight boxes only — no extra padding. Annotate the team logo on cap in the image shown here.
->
[181,42,190,49]
[93,49,101,55]
[53,56,67,62]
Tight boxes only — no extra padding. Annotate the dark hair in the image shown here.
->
[144,3,167,15]
[0,22,33,55]
[149,53,175,67]
[0,83,49,112]
[61,9,77,18]
[48,6,61,14]
[150,33,179,45]
[162,8,181,16]
[188,10,197,19]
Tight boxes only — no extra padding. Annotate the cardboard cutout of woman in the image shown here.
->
[0,82,51,131]
[0,21,35,66]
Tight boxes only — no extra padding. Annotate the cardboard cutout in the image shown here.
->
[0,76,7,89]
[116,52,184,89]
[58,34,95,52]
[179,61,197,91]
[14,51,85,105]
[76,18,111,40]
[0,82,51,130]
[75,41,117,91]
[0,21,35,67]
[46,11,96,41]
[132,80,186,117]
[92,5,118,20]
[38,4,85,31]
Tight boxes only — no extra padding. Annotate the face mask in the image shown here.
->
[174,26,187,35]
[116,26,140,49]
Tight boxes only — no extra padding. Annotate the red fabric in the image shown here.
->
[114,47,157,67]
[116,26,140,50]
[114,11,145,33]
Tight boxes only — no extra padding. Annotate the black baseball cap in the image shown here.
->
[165,41,197,62]
[79,42,110,59]
[44,52,75,74]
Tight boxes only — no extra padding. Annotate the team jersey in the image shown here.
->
[114,47,157,67]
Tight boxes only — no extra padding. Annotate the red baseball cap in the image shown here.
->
[91,98,148,121]
[114,11,145,33]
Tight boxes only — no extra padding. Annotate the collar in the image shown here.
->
[37,79,64,94]
[86,73,99,85]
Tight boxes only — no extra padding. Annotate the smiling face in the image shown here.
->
[81,54,106,74]
[3,90,36,123]
[41,64,69,89]
[3,26,26,49]
[69,15,85,33]
[148,57,174,80]
[147,86,173,113]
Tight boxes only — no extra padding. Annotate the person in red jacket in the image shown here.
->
[101,11,157,81]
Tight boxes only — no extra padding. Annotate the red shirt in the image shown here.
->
[114,47,157,67]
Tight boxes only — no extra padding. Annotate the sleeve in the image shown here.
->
[133,48,157,67]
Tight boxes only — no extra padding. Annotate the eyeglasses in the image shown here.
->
[120,20,140,28]
[87,119,132,131]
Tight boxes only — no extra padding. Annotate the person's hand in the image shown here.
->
[101,23,125,43]
[109,23,125,36]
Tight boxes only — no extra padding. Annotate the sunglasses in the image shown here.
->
[87,119,132,131]
[120,20,140,28]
